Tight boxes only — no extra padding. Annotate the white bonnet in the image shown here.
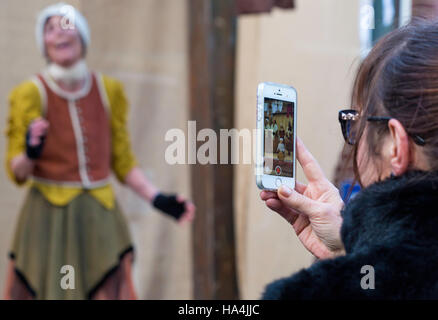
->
[35,2,90,56]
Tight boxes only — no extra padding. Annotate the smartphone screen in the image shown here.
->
[263,97,294,178]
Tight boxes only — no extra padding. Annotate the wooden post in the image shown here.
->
[188,0,239,299]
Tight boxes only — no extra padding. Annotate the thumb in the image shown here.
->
[277,185,319,217]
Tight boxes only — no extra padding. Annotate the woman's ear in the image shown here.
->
[387,119,410,176]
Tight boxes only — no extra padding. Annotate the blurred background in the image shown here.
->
[0,0,419,299]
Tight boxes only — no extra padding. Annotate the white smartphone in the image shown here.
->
[256,82,297,191]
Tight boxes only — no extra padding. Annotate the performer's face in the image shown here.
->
[44,16,83,67]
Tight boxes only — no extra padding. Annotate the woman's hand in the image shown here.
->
[260,138,345,259]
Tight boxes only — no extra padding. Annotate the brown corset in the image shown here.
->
[32,72,111,188]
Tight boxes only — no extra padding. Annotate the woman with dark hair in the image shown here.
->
[261,20,438,299]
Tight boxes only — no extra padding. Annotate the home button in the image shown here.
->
[276,178,282,187]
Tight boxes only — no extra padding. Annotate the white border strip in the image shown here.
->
[68,99,91,187]
[31,76,48,116]
[95,73,111,114]
[42,70,92,101]
[399,0,412,27]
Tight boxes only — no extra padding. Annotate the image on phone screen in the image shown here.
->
[263,97,294,177]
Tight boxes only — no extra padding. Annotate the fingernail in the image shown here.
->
[279,185,292,197]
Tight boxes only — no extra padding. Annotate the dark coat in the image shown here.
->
[262,170,438,299]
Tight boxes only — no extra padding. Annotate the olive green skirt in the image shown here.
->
[9,187,133,300]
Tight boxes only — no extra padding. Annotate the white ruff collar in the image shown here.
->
[46,60,89,86]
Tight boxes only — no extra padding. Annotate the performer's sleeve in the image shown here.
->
[104,76,138,183]
[5,81,42,185]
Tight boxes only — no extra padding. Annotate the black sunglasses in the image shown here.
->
[338,109,426,146]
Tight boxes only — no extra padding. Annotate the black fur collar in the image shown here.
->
[341,170,438,253]
[262,170,438,300]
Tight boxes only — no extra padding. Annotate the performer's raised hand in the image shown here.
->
[26,117,49,159]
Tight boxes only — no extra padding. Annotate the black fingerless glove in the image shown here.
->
[152,193,185,220]
[25,130,46,160]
